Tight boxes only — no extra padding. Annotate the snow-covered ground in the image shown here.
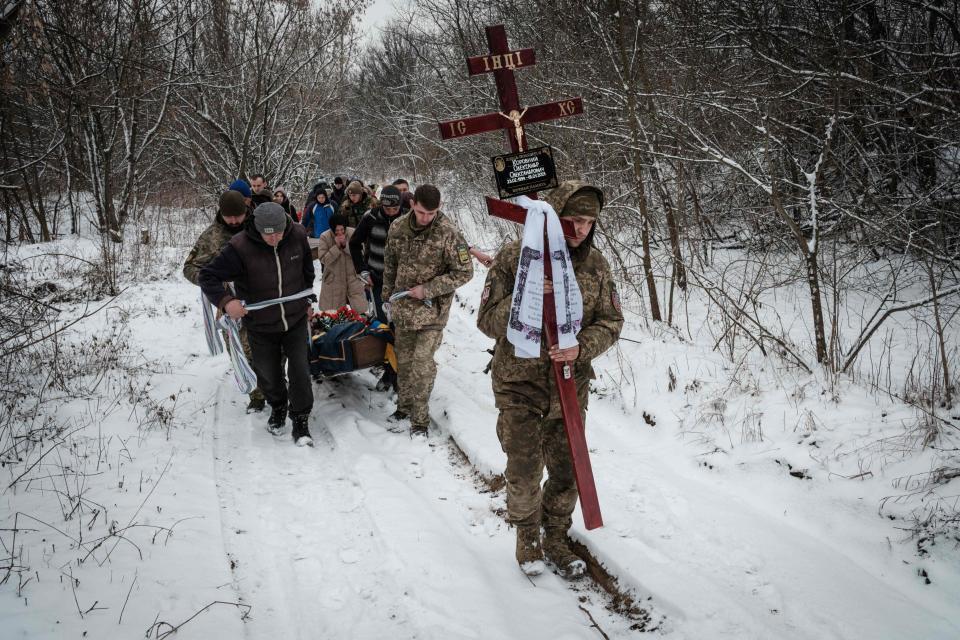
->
[2,217,959,639]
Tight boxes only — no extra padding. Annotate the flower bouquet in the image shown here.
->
[311,305,365,335]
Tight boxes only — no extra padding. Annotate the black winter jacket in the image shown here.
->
[199,216,315,333]
[349,206,399,279]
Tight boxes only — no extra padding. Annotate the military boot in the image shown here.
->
[515,525,545,576]
[542,527,586,580]
[410,422,428,438]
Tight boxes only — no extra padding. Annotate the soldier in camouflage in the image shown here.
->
[183,189,266,412]
[339,180,379,228]
[477,180,623,579]
[382,184,474,436]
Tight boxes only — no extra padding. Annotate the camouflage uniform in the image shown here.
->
[382,210,473,430]
[182,211,265,405]
[476,181,623,575]
[339,194,379,229]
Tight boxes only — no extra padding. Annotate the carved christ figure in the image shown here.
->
[500,108,528,151]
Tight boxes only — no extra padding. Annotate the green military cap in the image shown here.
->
[561,189,602,218]
[546,180,605,218]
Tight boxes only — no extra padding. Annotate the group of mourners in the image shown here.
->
[182,173,623,580]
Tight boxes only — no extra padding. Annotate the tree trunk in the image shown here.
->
[615,0,661,321]
[804,250,828,365]
[928,261,952,407]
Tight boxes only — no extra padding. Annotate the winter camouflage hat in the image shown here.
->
[218,190,247,218]
[253,202,287,234]
[546,180,605,218]
[346,180,364,195]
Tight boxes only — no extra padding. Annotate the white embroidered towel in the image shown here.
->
[506,195,583,358]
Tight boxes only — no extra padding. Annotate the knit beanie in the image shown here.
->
[253,202,287,234]
[346,181,364,196]
[379,185,401,208]
[228,179,252,198]
[218,190,247,217]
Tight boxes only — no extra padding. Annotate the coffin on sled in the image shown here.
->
[308,316,394,377]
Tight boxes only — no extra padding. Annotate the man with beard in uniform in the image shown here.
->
[476,180,623,579]
[183,189,267,412]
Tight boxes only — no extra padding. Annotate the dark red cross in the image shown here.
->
[439,25,602,530]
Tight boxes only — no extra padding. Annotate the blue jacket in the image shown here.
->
[303,202,335,238]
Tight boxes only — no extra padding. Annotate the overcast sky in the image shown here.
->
[361,0,405,41]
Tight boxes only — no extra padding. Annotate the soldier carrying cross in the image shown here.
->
[442,25,623,579]
[477,183,623,579]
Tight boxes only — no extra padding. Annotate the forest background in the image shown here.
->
[2,0,959,556]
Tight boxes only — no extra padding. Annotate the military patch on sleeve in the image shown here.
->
[481,282,491,305]
[611,286,621,312]
[457,243,470,264]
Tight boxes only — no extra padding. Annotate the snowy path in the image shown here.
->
[199,276,960,640]
[210,369,644,639]
[31,273,948,640]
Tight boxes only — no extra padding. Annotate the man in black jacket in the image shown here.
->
[199,203,317,446]
[349,184,403,322]
[330,176,346,211]
[349,184,403,392]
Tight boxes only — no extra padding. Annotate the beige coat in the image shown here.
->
[316,227,367,312]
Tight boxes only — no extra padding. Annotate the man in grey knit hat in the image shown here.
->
[199,202,318,446]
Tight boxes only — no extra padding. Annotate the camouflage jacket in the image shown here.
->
[382,211,474,329]
[339,194,379,229]
[182,214,238,285]
[477,181,623,408]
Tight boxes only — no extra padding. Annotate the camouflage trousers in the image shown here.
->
[224,325,265,402]
[394,327,443,428]
[493,378,589,530]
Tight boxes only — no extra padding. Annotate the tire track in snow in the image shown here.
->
[312,371,656,638]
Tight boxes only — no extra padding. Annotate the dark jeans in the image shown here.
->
[370,272,387,324]
[247,316,313,416]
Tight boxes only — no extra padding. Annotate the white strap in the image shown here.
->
[217,315,258,394]
[242,288,315,311]
[201,292,224,356]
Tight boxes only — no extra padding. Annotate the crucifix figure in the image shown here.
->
[439,24,605,538]
[500,108,529,151]
[439,28,582,155]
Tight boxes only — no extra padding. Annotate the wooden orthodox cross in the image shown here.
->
[438,25,602,530]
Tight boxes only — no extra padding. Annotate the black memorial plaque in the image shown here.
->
[491,146,558,198]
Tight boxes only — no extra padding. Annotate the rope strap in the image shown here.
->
[242,288,316,311]
[217,315,258,394]
[201,293,224,356]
